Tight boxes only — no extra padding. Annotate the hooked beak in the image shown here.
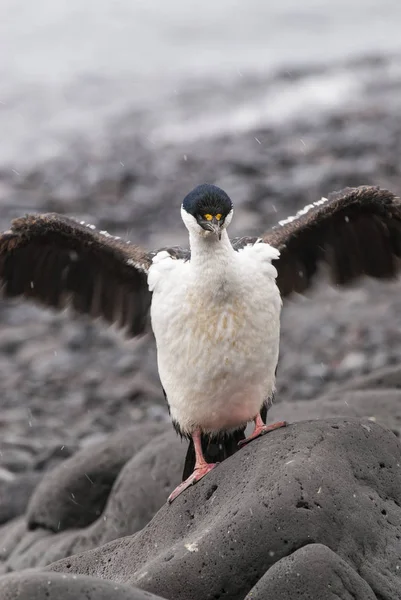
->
[205,216,223,240]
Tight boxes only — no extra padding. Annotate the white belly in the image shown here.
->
[149,250,282,435]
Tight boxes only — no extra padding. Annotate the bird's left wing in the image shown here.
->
[0,213,153,336]
[234,186,401,297]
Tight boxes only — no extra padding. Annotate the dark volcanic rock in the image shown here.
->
[0,473,42,525]
[244,544,377,600]
[26,424,169,532]
[48,419,401,600]
[0,570,167,600]
[0,428,184,573]
[0,518,28,563]
[332,363,401,392]
[80,429,184,546]
[33,443,77,472]
[269,362,401,438]
[269,389,401,437]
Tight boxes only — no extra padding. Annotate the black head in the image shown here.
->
[182,184,233,239]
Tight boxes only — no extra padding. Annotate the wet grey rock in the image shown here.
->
[33,429,184,567]
[78,429,184,548]
[244,544,377,600]
[26,424,169,532]
[48,419,401,600]
[0,429,184,573]
[0,448,35,473]
[271,357,401,437]
[269,389,401,437]
[0,518,28,564]
[33,443,77,472]
[0,473,42,525]
[0,570,167,600]
[332,363,401,392]
[0,527,52,575]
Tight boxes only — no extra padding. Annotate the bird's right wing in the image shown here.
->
[263,185,401,296]
[232,186,401,297]
[0,213,153,336]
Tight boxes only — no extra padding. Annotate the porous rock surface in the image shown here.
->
[26,423,170,532]
[0,426,185,573]
[47,419,401,600]
[270,390,401,437]
[244,543,377,600]
[0,473,42,525]
[0,570,167,600]
[269,362,401,438]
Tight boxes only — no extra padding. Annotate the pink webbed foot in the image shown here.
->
[168,462,218,503]
[238,420,287,448]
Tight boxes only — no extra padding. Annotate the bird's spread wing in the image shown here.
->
[266,185,401,296]
[0,213,153,336]
[235,186,401,297]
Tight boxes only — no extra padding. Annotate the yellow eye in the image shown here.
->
[215,214,222,221]
[204,214,213,221]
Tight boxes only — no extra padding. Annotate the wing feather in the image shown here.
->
[261,185,401,296]
[0,213,153,336]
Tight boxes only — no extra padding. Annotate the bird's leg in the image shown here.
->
[168,429,218,504]
[238,414,287,448]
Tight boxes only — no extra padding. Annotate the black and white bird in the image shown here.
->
[1,184,401,502]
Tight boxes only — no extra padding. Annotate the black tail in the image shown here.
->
[182,428,245,481]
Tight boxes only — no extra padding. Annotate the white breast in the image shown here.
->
[148,240,282,435]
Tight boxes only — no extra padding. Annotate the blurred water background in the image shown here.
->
[2,0,401,168]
